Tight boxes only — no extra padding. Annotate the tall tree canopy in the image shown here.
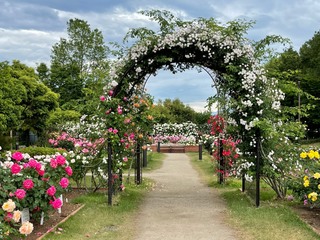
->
[43,18,110,112]
[0,60,58,135]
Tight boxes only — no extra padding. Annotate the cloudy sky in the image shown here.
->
[1,0,319,112]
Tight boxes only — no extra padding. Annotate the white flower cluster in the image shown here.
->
[153,122,199,138]
[105,20,287,179]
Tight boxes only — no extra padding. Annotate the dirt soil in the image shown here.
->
[293,205,320,235]
[15,190,84,240]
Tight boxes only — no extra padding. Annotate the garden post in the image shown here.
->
[107,139,113,205]
[199,143,202,160]
[242,173,246,192]
[135,141,142,185]
[143,146,147,167]
[157,141,160,153]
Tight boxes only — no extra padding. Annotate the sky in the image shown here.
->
[1,0,320,112]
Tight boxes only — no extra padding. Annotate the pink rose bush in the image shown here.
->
[0,149,73,239]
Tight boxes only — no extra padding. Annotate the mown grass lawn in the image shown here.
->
[188,152,320,240]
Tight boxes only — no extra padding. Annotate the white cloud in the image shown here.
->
[0,28,64,66]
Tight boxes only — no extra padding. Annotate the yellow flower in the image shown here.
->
[308,150,315,159]
[314,151,320,159]
[300,152,307,159]
[304,180,310,187]
[2,199,16,212]
[303,175,309,181]
[12,210,21,223]
[308,192,318,202]
[318,184,320,190]
[19,221,34,235]
[314,173,320,179]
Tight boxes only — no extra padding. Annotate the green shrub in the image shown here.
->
[13,146,66,156]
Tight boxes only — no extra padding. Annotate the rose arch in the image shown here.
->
[101,14,284,206]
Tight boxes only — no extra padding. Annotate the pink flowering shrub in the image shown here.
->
[0,149,72,238]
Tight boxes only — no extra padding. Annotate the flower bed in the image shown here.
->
[0,149,73,239]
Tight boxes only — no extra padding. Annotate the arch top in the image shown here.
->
[112,21,256,98]
[106,13,283,134]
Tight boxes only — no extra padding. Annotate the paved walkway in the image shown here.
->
[134,153,239,240]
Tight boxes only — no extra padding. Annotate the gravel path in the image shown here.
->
[134,153,239,240]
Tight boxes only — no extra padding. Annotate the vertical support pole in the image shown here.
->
[242,174,245,192]
[157,142,160,153]
[107,139,113,205]
[256,131,261,207]
[199,143,202,160]
[143,146,147,167]
[136,141,142,185]
[219,138,224,184]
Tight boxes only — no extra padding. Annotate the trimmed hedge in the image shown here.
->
[12,146,66,156]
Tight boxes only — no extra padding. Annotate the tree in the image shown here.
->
[151,98,211,125]
[0,61,59,147]
[299,31,320,135]
[48,18,110,112]
[0,61,26,132]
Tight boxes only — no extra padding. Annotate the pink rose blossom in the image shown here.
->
[37,169,45,176]
[82,148,89,153]
[56,155,66,165]
[12,152,23,161]
[124,118,131,124]
[23,179,34,190]
[108,90,113,96]
[65,166,73,176]
[4,212,13,222]
[117,106,123,114]
[51,198,62,209]
[108,128,113,132]
[15,189,26,200]
[50,158,58,168]
[123,157,128,162]
[11,163,21,174]
[105,109,112,115]
[100,95,106,101]
[129,133,135,140]
[113,129,118,134]
[59,177,69,188]
[46,186,56,196]
[28,159,37,168]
